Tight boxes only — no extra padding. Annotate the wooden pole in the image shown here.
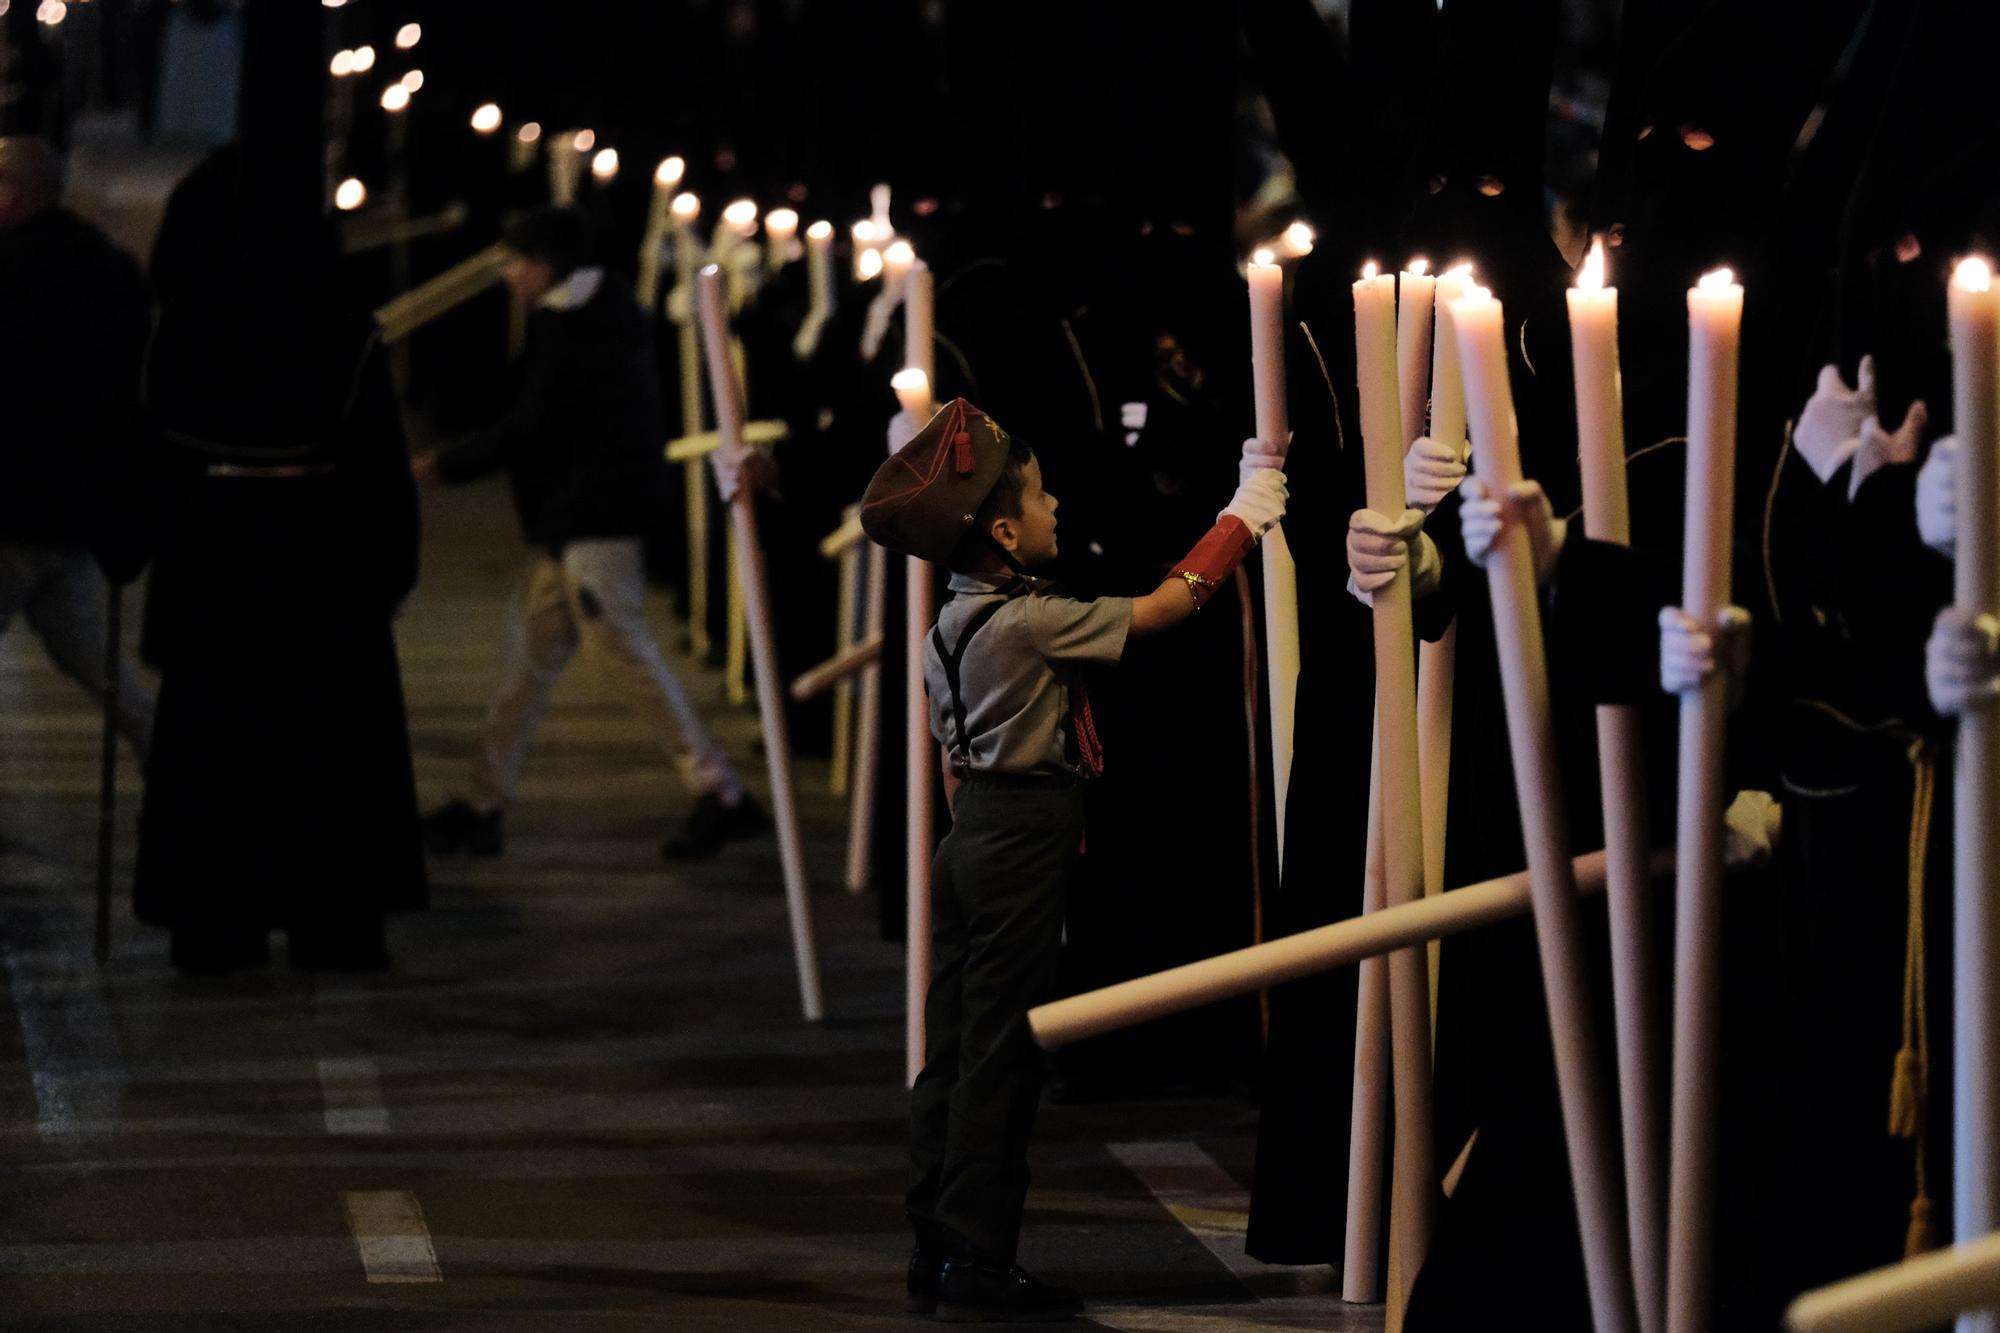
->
[1948,256,2000,1333]
[696,267,825,1022]
[1453,286,1638,1333]
[902,265,937,1088]
[846,537,887,895]
[1787,1232,2000,1333]
[673,217,712,660]
[831,512,861,796]
[1353,267,1434,1306]
[1569,249,1666,1333]
[1029,849,1623,1048]
[1665,271,1744,1333]
[1344,728,1389,1304]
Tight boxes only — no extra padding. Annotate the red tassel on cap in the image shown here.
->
[954,430,974,476]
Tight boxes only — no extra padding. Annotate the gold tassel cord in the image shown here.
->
[1888,737,1937,1257]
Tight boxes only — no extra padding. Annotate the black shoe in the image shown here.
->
[422,800,503,857]
[935,1260,1082,1323]
[661,792,766,860]
[905,1244,946,1315]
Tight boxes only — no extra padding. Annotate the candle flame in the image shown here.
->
[1285,221,1316,255]
[1697,266,1737,293]
[1956,256,1993,294]
[1443,261,1475,281]
[1578,238,1606,292]
[1407,257,1430,277]
[671,192,700,220]
[380,83,411,113]
[858,248,885,280]
[572,129,596,153]
[334,178,367,212]
[517,121,542,144]
[891,368,930,393]
[330,49,355,77]
[470,103,502,134]
[885,239,916,266]
[394,22,421,49]
[723,198,758,227]
[1252,248,1276,267]
[656,156,685,187]
[852,219,882,243]
[807,221,833,241]
[591,148,619,180]
[767,208,799,234]
[1362,261,1379,280]
[400,69,424,93]
[351,45,376,72]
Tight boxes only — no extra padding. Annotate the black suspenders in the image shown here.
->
[930,586,1021,769]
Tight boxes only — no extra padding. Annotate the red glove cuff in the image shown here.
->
[1171,516,1254,609]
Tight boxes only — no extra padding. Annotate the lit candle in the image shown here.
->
[806,221,834,315]
[1283,221,1316,259]
[1948,254,2000,1333]
[765,208,799,271]
[722,198,759,242]
[891,366,932,422]
[1430,264,1473,458]
[648,156,685,236]
[852,219,885,282]
[591,147,619,183]
[1565,237,1665,1333]
[1453,281,1642,1333]
[883,239,916,302]
[470,103,502,135]
[510,121,540,175]
[1397,259,1436,446]
[1246,248,1299,874]
[1665,264,1744,1333]
[1351,258,1433,1313]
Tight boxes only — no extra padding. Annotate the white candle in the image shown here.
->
[1454,283,1642,1333]
[1352,259,1434,1313]
[1246,250,1299,874]
[765,208,799,271]
[1665,265,1743,1333]
[1568,237,1666,1333]
[721,198,759,242]
[884,240,916,304]
[648,156,685,236]
[1397,259,1437,447]
[806,221,834,316]
[1949,254,2000,1333]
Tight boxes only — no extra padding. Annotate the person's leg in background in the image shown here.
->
[20,548,156,765]
[425,553,579,855]
[558,539,761,858]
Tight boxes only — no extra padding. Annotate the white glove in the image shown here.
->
[1460,475,1567,584]
[1241,434,1289,475]
[1723,789,1783,869]
[1916,434,1959,558]
[709,442,776,504]
[1848,399,1927,500]
[1346,507,1441,606]
[1926,607,2000,716]
[1792,358,1875,485]
[1220,468,1288,542]
[886,409,922,456]
[1660,605,1752,702]
[1404,434,1469,514]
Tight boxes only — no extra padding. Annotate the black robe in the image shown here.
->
[133,147,425,972]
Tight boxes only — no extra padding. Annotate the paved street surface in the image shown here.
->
[0,480,1380,1330]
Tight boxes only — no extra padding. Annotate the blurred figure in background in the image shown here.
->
[0,135,155,766]
[412,207,763,862]
[133,143,426,974]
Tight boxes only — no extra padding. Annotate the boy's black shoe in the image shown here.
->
[904,1243,946,1315]
[661,792,766,860]
[935,1260,1082,1323]
[422,800,503,857]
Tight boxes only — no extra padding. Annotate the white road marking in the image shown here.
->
[317,1057,388,1136]
[342,1190,442,1283]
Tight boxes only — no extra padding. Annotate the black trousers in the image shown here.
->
[907,772,1084,1265]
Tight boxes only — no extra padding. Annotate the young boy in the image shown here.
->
[412,207,762,861]
[861,399,1286,1322]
